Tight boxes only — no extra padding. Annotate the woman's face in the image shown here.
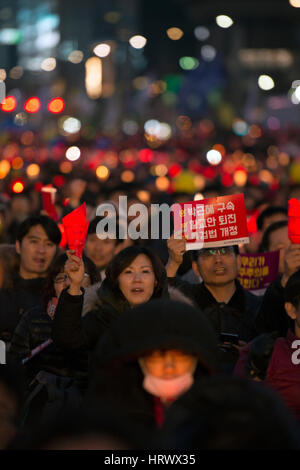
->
[118,254,156,307]
[53,269,91,299]
[142,349,197,379]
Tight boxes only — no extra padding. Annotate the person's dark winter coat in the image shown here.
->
[0,275,45,344]
[52,277,169,351]
[255,277,290,337]
[88,299,219,430]
[167,278,261,342]
[9,305,88,390]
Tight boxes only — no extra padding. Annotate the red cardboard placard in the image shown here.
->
[62,203,89,258]
[288,198,300,244]
[172,193,249,250]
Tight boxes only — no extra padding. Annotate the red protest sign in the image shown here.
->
[238,250,280,292]
[288,198,300,244]
[172,193,249,250]
[41,185,59,222]
[62,203,89,258]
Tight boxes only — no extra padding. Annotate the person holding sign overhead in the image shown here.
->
[166,236,261,373]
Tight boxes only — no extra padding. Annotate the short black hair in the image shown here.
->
[191,245,239,262]
[284,269,300,308]
[16,215,61,245]
[260,220,288,252]
[105,245,167,299]
[256,206,287,232]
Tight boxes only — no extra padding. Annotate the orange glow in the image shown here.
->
[96,165,110,180]
[0,160,10,178]
[1,96,17,112]
[26,164,40,177]
[12,181,24,193]
[21,131,34,145]
[59,161,72,173]
[233,169,247,187]
[12,157,24,170]
[121,170,135,183]
[48,98,65,114]
[212,143,226,156]
[24,97,41,113]
[156,176,170,191]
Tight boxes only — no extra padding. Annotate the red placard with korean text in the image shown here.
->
[172,193,249,250]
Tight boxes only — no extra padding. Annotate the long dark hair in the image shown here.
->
[105,246,166,299]
[43,252,101,306]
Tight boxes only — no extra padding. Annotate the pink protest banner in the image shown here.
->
[172,193,249,250]
[237,250,280,291]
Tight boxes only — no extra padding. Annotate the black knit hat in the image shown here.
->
[95,299,219,374]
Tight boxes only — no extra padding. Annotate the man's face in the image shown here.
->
[193,247,240,287]
[16,224,57,278]
[84,233,117,271]
[268,226,290,274]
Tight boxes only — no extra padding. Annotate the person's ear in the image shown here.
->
[192,260,200,277]
[285,301,297,321]
[15,240,21,256]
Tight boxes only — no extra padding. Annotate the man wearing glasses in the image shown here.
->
[166,235,261,354]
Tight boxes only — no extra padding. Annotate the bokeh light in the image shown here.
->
[26,163,40,178]
[48,98,65,113]
[166,27,183,40]
[65,146,81,161]
[96,165,110,180]
[93,43,111,58]
[258,75,275,90]
[216,15,234,28]
[1,95,17,112]
[129,35,147,49]
[206,149,222,165]
[24,97,41,113]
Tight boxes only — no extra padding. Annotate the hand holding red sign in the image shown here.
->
[62,203,89,258]
[288,198,300,244]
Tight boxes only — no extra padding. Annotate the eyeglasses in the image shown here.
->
[198,247,235,258]
[54,273,90,284]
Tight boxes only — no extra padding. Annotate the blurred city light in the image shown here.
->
[26,164,40,178]
[68,50,84,63]
[1,96,17,112]
[201,45,216,61]
[85,57,102,99]
[48,98,65,113]
[93,43,111,58]
[289,0,300,7]
[65,146,81,161]
[179,57,199,70]
[194,26,210,40]
[216,15,234,28]
[12,181,24,193]
[96,165,110,180]
[258,74,275,90]
[129,35,147,49]
[24,97,41,113]
[41,57,56,71]
[62,117,81,134]
[166,27,183,40]
[206,149,222,165]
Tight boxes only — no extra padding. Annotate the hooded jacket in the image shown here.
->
[88,299,219,429]
[53,277,170,351]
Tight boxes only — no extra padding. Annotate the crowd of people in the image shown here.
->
[0,176,299,452]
